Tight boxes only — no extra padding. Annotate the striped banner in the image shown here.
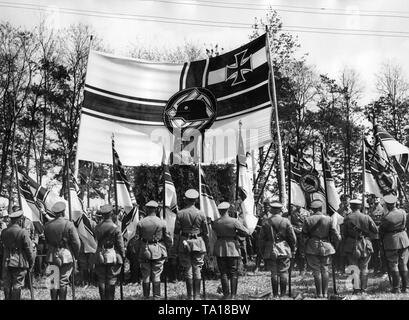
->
[77,34,272,166]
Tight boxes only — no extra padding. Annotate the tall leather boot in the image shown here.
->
[400,271,408,293]
[4,289,11,300]
[391,271,400,293]
[230,276,238,299]
[98,284,105,300]
[58,286,67,300]
[50,289,59,300]
[321,270,329,298]
[186,279,193,300]
[220,275,230,299]
[360,272,368,294]
[153,282,161,300]
[279,274,288,297]
[142,282,150,299]
[271,276,279,298]
[313,272,322,298]
[106,285,116,300]
[11,288,21,300]
[193,279,201,300]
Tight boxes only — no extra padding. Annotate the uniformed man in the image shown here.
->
[1,210,34,300]
[258,201,296,298]
[367,195,387,275]
[174,189,209,300]
[78,231,97,287]
[289,204,310,275]
[134,200,172,299]
[379,194,409,293]
[44,201,81,300]
[342,199,378,294]
[0,205,8,287]
[12,205,38,289]
[302,199,341,298]
[338,194,352,218]
[94,204,125,300]
[212,202,250,299]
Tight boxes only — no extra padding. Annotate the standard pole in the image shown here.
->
[111,135,123,300]
[265,28,286,206]
[162,150,168,300]
[320,144,337,295]
[65,152,76,300]
[362,135,366,211]
[287,147,292,297]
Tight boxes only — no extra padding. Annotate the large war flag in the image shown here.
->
[77,34,272,166]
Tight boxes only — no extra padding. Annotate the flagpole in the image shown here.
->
[320,144,337,295]
[265,27,287,206]
[162,148,168,300]
[65,150,76,300]
[14,161,22,209]
[287,146,292,297]
[111,134,123,300]
[362,134,366,211]
[252,142,273,191]
[198,134,206,299]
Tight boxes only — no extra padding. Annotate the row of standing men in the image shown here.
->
[1,189,409,299]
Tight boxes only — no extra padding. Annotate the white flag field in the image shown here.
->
[76,34,273,166]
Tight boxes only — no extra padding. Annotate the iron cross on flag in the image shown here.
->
[225,49,253,86]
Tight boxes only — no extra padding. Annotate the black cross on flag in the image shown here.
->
[226,49,252,86]
[179,33,271,121]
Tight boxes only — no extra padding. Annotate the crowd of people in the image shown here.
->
[0,189,408,300]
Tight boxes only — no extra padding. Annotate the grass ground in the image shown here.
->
[2,264,408,300]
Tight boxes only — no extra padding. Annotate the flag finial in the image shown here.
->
[239,120,243,129]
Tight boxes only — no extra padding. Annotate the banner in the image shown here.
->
[77,34,272,166]
[237,127,257,234]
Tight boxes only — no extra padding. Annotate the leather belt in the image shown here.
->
[142,239,160,244]
[181,232,202,239]
[387,228,406,234]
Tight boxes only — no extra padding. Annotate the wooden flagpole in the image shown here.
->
[162,149,168,300]
[320,144,337,295]
[65,150,76,300]
[111,134,123,300]
[362,134,366,211]
[265,27,286,206]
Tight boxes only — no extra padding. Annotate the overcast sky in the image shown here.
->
[1,0,409,104]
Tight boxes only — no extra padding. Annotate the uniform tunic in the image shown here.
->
[379,208,409,271]
[1,223,34,290]
[94,217,125,285]
[174,205,209,280]
[342,210,378,272]
[135,215,172,283]
[213,215,250,277]
[44,217,81,288]
[302,212,341,272]
[258,214,296,275]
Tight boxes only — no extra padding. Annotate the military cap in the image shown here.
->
[310,199,323,209]
[145,200,159,208]
[404,125,409,131]
[100,204,114,214]
[51,201,66,213]
[383,194,397,204]
[217,202,230,210]
[185,189,199,199]
[9,210,23,219]
[350,199,362,205]
[270,202,283,209]
[340,194,351,200]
